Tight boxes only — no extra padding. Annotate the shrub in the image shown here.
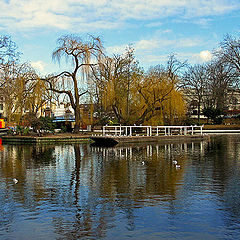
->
[202,107,223,124]
[60,125,67,133]
[8,128,14,135]
[39,117,56,133]
[22,127,30,136]
[16,125,23,135]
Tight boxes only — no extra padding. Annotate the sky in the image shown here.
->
[0,0,239,75]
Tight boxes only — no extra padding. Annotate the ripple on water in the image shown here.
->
[0,138,240,239]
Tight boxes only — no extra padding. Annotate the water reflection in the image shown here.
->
[0,136,240,239]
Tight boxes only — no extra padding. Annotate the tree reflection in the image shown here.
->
[52,141,210,239]
[54,144,112,239]
[93,143,193,201]
[0,144,57,234]
[203,136,240,225]
[1,137,240,239]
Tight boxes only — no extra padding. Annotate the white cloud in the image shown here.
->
[192,18,212,27]
[199,50,212,61]
[31,60,47,72]
[135,37,203,51]
[106,39,161,56]
[139,54,170,64]
[135,39,159,51]
[107,34,206,55]
[136,51,212,68]
[106,44,128,55]
[106,35,210,68]
[162,29,172,34]
[177,38,203,48]
[0,0,238,31]
[145,22,163,28]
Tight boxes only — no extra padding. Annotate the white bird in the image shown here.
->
[142,161,145,165]
[13,178,18,184]
[175,165,181,169]
[172,160,178,165]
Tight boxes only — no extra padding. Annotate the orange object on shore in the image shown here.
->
[0,138,3,151]
[0,118,5,128]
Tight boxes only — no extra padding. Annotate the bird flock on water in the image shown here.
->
[141,160,180,168]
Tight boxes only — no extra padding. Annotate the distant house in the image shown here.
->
[48,103,74,131]
[183,88,240,123]
[48,102,95,131]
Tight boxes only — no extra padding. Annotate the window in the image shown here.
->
[192,110,198,115]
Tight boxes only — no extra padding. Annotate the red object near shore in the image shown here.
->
[0,118,5,128]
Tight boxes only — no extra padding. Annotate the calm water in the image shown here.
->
[1,135,240,239]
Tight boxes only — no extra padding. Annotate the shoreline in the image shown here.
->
[1,133,91,144]
[2,124,240,145]
[1,133,210,145]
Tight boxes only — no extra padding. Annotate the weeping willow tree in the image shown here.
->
[160,90,186,125]
[92,47,143,125]
[136,63,186,125]
[133,56,186,125]
[25,76,50,117]
[44,34,104,132]
[93,53,186,125]
[0,62,41,124]
[0,35,49,125]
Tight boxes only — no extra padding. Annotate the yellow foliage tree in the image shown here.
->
[135,57,186,125]
[94,53,186,125]
[1,62,44,125]
[93,46,143,125]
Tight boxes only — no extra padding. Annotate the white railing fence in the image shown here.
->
[101,125,204,137]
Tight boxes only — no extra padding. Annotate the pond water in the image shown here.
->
[0,135,240,239]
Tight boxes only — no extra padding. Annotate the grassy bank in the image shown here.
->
[203,124,240,130]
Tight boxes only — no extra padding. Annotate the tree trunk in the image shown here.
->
[197,104,201,125]
[73,106,81,133]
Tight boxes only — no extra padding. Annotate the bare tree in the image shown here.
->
[44,34,104,133]
[205,58,238,110]
[182,57,238,124]
[0,35,20,65]
[0,35,20,91]
[215,35,240,80]
[182,64,208,123]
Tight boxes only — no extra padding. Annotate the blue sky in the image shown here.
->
[0,0,239,75]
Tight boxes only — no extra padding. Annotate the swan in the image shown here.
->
[172,160,178,165]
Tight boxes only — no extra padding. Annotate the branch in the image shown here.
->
[41,77,76,109]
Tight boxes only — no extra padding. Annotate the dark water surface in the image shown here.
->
[1,135,240,239]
